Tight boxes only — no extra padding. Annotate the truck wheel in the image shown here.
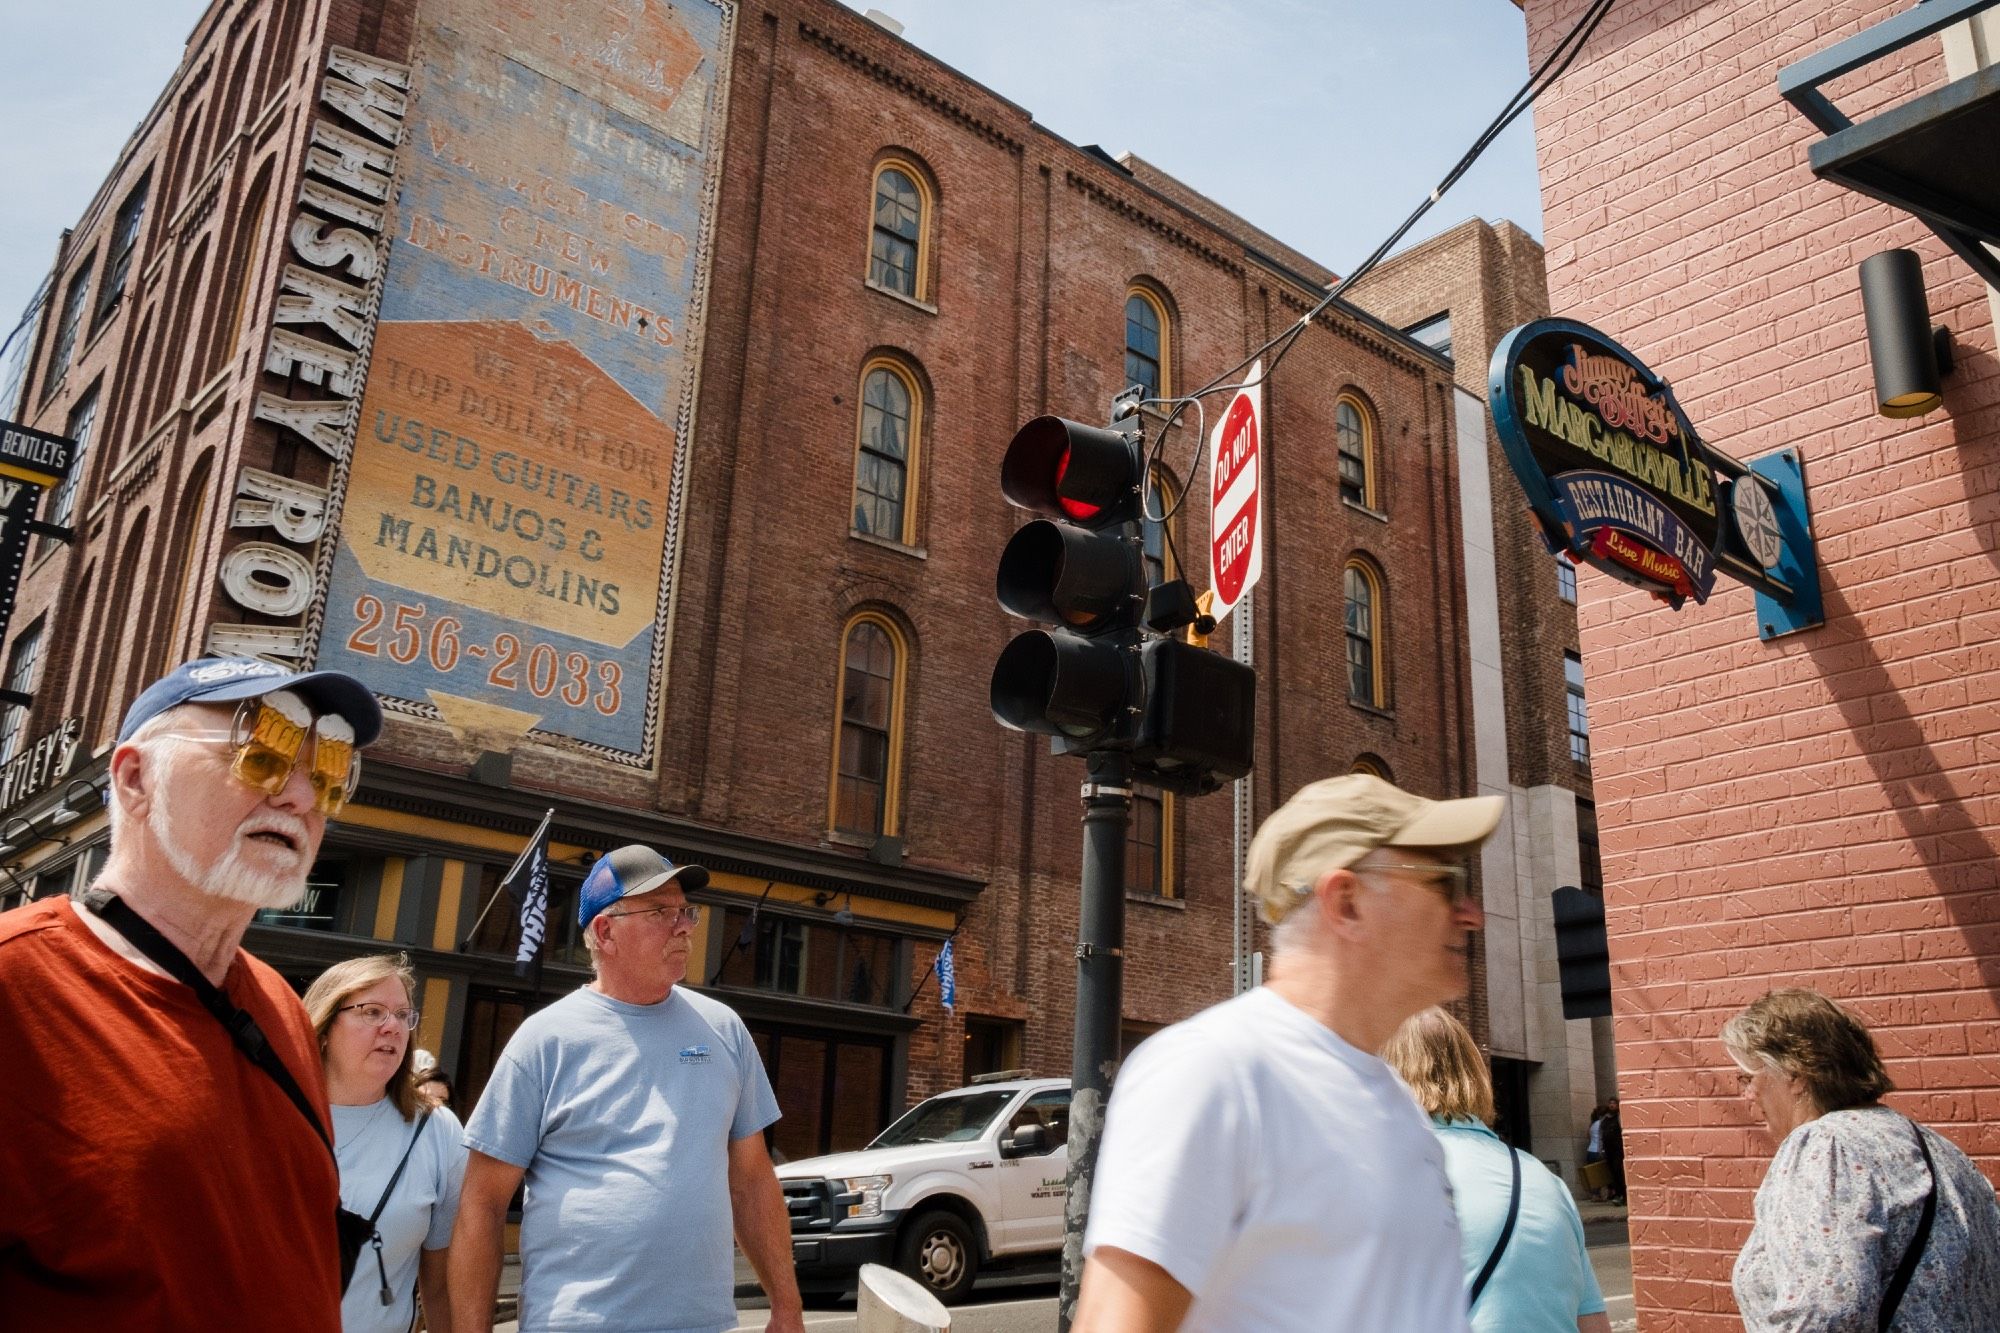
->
[897,1208,979,1304]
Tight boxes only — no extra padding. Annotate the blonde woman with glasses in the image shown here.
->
[1383,1007,1609,1333]
[305,954,468,1332]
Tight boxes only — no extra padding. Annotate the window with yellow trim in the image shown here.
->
[1140,470,1178,587]
[1351,754,1392,781]
[1344,559,1386,708]
[1124,288,1170,402]
[1126,782,1176,898]
[1335,394,1377,509]
[869,161,930,300]
[852,360,922,544]
[831,614,907,838]
[1128,470,1178,897]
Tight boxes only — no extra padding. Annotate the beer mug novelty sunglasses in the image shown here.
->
[157,700,361,816]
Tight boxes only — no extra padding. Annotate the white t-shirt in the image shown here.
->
[1084,987,1470,1333]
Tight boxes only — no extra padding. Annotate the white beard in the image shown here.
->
[147,759,310,910]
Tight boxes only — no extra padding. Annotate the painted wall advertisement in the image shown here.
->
[317,0,736,761]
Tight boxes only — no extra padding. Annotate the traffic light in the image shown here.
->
[990,411,1256,793]
[990,415,1148,753]
[1551,885,1611,1020]
[1132,637,1253,795]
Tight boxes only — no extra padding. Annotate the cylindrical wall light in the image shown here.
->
[1859,249,1954,419]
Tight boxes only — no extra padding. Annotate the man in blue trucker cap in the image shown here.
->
[0,657,382,1329]
[454,845,804,1333]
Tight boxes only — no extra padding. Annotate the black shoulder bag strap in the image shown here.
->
[81,889,371,1288]
[1469,1144,1523,1308]
[361,1112,432,1308]
[1879,1121,1939,1332]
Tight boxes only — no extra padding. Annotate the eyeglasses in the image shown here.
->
[604,903,702,928]
[338,1002,421,1030]
[156,700,362,816]
[1362,861,1473,908]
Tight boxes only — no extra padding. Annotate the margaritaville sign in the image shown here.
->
[1491,319,1720,606]
[1491,317,1823,636]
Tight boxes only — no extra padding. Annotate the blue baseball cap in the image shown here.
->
[579,844,710,929]
[118,657,385,746]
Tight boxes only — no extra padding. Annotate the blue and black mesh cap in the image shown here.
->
[117,658,385,746]
[578,844,710,928]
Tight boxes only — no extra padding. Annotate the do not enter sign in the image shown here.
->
[1208,361,1264,623]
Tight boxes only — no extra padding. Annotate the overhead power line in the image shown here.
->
[1140,0,1620,525]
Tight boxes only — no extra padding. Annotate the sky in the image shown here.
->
[0,0,1544,349]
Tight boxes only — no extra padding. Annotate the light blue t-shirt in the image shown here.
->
[331,1100,467,1333]
[1434,1117,1606,1333]
[464,986,780,1333]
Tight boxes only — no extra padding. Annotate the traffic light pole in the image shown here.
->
[1059,747,1130,1332]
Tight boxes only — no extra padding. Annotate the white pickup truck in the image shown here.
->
[774,1073,1071,1304]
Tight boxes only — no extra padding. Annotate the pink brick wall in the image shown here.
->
[1521,0,2000,1326]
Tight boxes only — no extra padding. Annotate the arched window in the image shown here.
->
[868,161,930,300]
[852,358,922,545]
[209,161,274,380]
[92,511,151,746]
[1344,558,1385,707]
[154,451,216,671]
[1351,754,1393,781]
[108,307,155,462]
[262,1,308,108]
[1128,468,1180,896]
[830,613,908,838]
[1335,393,1377,510]
[166,95,209,215]
[1125,288,1170,401]
[1140,469,1178,588]
[1127,783,1176,898]
[150,238,211,425]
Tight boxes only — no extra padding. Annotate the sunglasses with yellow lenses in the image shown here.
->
[166,701,361,816]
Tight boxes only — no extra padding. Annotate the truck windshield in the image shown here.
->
[869,1090,1014,1147]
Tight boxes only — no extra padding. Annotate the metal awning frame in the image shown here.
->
[1779,0,2000,289]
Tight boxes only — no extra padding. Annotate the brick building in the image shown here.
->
[2,0,1498,1167]
[1511,0,2000,1325]
[1350,216,1620,1185]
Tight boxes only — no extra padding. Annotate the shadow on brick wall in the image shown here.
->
[1806,561,2000,1001]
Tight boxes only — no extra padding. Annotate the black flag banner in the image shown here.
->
[501,808,555,978]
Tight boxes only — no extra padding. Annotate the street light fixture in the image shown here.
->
[0,817,35,860]
[47,779,106,830]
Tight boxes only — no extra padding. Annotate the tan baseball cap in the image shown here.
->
[1246,774,1505,924]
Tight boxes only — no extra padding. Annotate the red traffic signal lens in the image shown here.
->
[1054,449,1102,522]
[1001,417,1141,525]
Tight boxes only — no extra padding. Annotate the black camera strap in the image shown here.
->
[362,1112,432,1306]
[82,889,334,1153]
[1468,1144,1522,1308]
[1879,1119,1938,1331]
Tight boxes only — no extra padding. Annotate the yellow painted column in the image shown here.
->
[686,908,713,983]
[372,857,406,941]
[432,860,467,950]
[415,977,452,1062]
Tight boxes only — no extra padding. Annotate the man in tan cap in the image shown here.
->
[1074,774,1502,1333]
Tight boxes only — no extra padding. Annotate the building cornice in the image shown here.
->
[1275,287,1441,376]
[1062,171,1246,278]
[797,20,1026,155]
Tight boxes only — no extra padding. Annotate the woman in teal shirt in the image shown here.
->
[1384,1008,1610,1333]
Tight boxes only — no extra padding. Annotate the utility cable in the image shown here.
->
[1138,0,1619,525]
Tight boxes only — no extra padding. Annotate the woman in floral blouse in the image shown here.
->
[1726,988,2000,1330]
